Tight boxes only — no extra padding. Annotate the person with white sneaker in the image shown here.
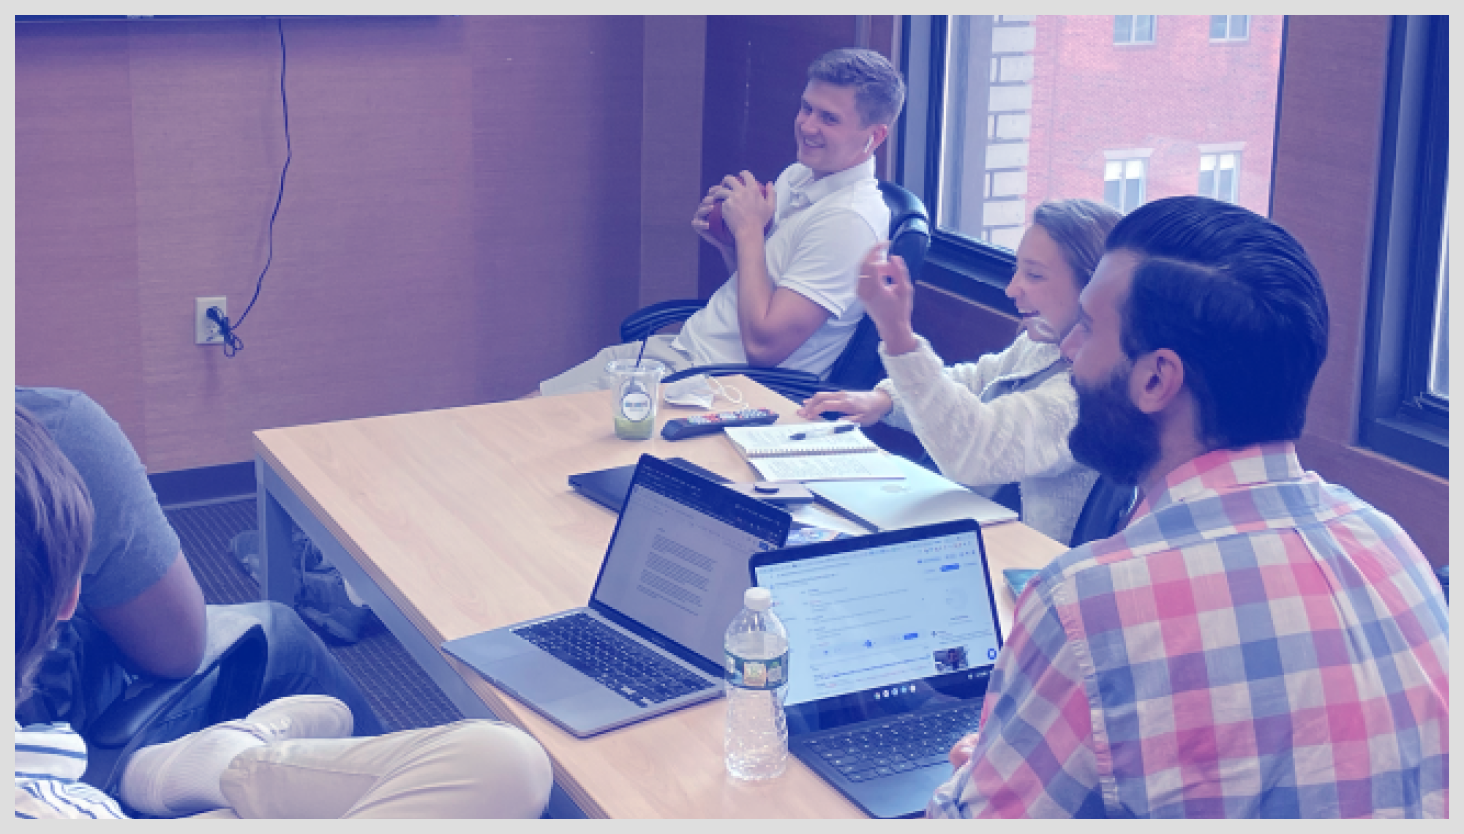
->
[15,405,555,819]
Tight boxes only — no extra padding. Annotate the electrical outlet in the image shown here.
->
[195,297,227,345]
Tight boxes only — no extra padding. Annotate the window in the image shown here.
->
[1359,15,1447,477]
[1428,200,1449,400]
[1104,158,1147,212]
[894,16,1284,307]
[1210,15,1250,41]
[1199,152,1240,202]
[1114,15,1155,45]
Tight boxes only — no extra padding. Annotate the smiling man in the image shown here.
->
[540,48,904,395]
[929,197,1449,819]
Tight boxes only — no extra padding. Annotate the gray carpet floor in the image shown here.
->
[163,498,464,733]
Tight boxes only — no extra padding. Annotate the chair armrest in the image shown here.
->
[663,364,831,405]
[620,299,707,343]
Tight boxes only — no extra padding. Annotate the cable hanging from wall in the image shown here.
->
[209,17,292,358]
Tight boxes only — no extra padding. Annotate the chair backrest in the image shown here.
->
[1068,475,1136,548]
[824,180,931,391]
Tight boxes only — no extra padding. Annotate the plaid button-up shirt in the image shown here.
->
[929,443,1448,818]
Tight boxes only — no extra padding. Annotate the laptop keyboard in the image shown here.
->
[804,701,984,783]
[513,613,714,708]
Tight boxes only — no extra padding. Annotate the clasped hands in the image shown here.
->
[691,171,776,249]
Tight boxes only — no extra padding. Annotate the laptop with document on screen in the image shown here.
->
[443,454,791,738]
[748,519,1003,819]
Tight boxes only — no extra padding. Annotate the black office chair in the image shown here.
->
[1067,475,1136,548]
[79,623,270,800]
[619,180,931,403]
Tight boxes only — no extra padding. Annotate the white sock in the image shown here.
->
[124,724,267,816]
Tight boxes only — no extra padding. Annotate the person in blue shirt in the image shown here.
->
[15,404,553,819]
[13,386,383,740]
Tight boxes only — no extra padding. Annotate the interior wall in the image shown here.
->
[639,16,707,308]
[15,16,706,473]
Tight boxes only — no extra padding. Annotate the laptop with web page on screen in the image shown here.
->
[442,454,791,738]
[748,518,1003,819]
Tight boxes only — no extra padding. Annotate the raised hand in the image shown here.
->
[856,243,919,355]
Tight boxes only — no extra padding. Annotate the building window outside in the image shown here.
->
[1114,15,1155,45]
[1104,158,1147,212]
[904,16,1281,251]
[1210,15,1250,41]
[1199,152,1240,202]
[896,15,1282,308]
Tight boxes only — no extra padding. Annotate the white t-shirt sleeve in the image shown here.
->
[773,207,880,319]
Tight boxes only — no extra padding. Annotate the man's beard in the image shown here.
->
[1068,363,1162,488]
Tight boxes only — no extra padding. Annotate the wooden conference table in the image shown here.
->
[252,377,1066,819]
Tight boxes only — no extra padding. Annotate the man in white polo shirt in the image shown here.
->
[540,48,905,396]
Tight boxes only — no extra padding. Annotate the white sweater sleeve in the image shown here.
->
[874,336,1081,488]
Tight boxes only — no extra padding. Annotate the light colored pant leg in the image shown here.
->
[217,720,553,819]
[539,336,694,396]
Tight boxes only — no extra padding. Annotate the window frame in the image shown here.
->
[1199,151,1242,202]
[1358,15,1448,478]
[1114,15,1156,46]
[1104,156,1148,213]
[1210,15,1250,42]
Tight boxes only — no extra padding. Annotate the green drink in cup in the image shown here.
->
[606,359,665,440]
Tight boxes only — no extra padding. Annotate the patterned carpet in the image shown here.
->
[163,499,464,733]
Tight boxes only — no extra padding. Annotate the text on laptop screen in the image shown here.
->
[593,463,786,666]
[754,530,999,706]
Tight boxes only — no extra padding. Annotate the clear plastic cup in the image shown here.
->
[606,359,665,440]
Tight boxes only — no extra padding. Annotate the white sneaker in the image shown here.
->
[236,694,354,743]
[118,696,353,816]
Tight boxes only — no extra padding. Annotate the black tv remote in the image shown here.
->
[661,408,778,440]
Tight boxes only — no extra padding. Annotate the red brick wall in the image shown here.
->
[1026,15,1283,217]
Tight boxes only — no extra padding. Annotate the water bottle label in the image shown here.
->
[620,390,652,422]
[725,650,788,690]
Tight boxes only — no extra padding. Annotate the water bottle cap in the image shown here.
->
[744,587,772,611]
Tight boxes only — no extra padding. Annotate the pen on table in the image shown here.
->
[788,423,857,441]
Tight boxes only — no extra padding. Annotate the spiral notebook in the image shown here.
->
[723,424,904,482]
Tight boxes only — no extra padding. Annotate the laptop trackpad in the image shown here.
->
[491,651,594,703]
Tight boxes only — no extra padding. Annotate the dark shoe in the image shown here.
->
[295,567,375,643]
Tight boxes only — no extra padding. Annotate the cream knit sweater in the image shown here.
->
[874,333,1098,545]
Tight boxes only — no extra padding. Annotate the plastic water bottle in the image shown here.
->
[724,587,790,781]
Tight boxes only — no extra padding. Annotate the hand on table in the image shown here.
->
[796,389,894,427]
[857,243,920,356]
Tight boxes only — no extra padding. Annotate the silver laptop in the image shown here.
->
[807,454,1018,532]
[442,454,791,738]
[749,519,1003,819]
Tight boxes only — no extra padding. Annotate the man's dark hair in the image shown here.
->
[1106,195,1329,449]
[15,405,94,702]
[807,47,906,126]
[1032,199,1123,288]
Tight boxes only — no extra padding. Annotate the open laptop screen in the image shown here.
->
[591,455,790,670]
[751,521,1001,733]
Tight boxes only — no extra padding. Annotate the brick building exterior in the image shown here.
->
[960,15,1284,248]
